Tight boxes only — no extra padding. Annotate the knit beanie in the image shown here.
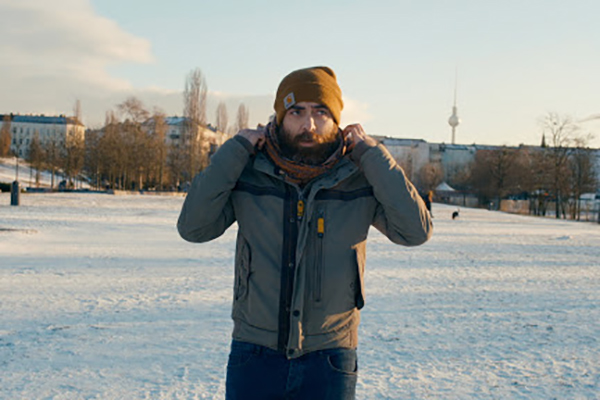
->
[274,66,344,125]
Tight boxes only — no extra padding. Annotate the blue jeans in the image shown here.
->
[225,340,358,400]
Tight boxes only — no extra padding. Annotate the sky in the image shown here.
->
[1,0,600,147]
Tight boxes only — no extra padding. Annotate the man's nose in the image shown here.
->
[301,115,316,132]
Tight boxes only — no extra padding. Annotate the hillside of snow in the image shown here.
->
[0,157,89,189]
[1,193,599,399]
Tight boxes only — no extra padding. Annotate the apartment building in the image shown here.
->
[0,114,85,158]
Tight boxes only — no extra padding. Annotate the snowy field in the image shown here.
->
[1,193,599,399]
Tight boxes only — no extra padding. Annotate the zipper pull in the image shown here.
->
[297,199,305,220]
[317,212,324,238]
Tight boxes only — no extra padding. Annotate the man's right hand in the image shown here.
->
[236,128,266,150]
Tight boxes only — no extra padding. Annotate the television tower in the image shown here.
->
[448,71,460,144]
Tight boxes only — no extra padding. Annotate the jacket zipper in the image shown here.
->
[315,209,324,303]
[297,198,305,220]
[278,187,299,353]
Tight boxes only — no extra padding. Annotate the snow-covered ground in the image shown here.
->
[0,157,89,189]
[1,193,599,399]
[1,157,53,188]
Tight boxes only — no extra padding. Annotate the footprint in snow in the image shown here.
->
[555,235,572,240]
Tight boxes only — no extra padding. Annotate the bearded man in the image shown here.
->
[177,66,433,400]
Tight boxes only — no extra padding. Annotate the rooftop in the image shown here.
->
[0,114,84,126]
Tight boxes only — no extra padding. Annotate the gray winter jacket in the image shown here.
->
[177,136,432,359]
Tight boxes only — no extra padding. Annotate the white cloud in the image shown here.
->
[339,97,372,127]
[0,0,153,98]
[0,0,275,129]
[0,1,371,134]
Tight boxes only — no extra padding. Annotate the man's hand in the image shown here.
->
[236,127,266,150]
[342,124,377,152]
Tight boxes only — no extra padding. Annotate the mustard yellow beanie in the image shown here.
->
[274,66,343,125]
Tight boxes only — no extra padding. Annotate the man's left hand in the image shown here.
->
[342,124,378,151]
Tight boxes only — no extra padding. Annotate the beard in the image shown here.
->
[277,125,341,166]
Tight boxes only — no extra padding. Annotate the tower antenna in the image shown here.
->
[448,68,460,144]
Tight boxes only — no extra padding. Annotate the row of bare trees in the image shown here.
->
[0,112,85,188]
[82,69,250,191]
[4,68,251,191]
[441,113,598,221]
[83,98,170,191]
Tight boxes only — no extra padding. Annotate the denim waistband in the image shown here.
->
[231,340,282,356]
[230,340,356,358]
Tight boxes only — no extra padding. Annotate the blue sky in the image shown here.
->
[1,0,599,147]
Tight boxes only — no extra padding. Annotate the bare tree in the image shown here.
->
[468,147,525,205]
[117,97,150,190]
[167,141,186,190]
[84,129,103,189]
[27,131,45,187]
[73,99,82,124]
[118,96,150,124]
[89,101,177,191]
[216,102,229,135]
[43,136,61,189]
[60,127,85,188]
[529,148,553,216]
[512,146,536,193]
[184,69,208,127]
[99,111,126,189]
[447,164,472,192]
[568,135,597,220]
[539,112,580,219]
[146,110,169,190]
[417,162,444,193]
[183,68,209,181]
[0,115,11,157]
[235,103,249,132]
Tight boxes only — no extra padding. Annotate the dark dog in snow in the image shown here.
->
[452,210,460,220]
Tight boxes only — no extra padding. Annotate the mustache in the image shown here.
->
[293,131,318,142]
[293,130,340,144]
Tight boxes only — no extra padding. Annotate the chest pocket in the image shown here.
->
[307,205,365,313]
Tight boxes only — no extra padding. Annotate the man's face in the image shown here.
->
[278,101,340,165]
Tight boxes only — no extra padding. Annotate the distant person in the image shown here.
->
[421,190,433,217]
[177,66,433,399]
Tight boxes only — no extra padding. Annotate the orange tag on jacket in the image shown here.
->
[317,217,325,235]
[297,200,305,218]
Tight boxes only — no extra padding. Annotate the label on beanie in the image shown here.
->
[284,92,296,109]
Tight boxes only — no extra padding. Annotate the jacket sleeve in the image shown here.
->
[177,136,253,243]
[355,142,433,246]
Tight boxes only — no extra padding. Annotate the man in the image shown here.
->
[178,66,432,399]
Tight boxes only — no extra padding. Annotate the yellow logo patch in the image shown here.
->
[284,92,295,109]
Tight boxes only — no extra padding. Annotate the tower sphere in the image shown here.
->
[448,107,460,128]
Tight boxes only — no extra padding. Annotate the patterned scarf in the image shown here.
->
[262,122,346,186]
